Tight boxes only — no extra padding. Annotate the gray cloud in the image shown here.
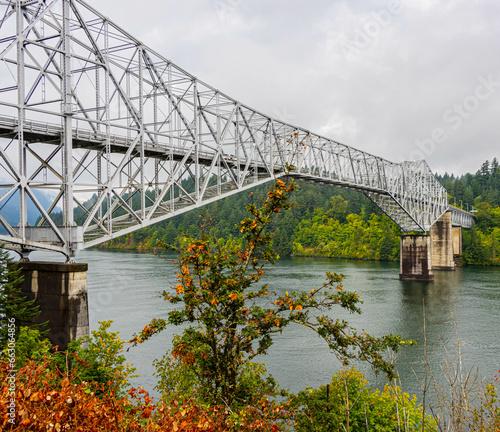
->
[95,0,500,175]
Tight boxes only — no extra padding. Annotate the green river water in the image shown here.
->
[30,249,500,401]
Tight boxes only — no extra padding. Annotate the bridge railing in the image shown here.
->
[449,206,474,228]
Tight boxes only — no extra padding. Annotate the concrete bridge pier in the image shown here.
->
[430,211,455,271]
[452,226,463,255]
[17,261,89,350]
[400,211,462,280]
[399,235,434,280]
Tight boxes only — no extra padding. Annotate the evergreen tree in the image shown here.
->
[273,227,293,257]
[492,157,499,174]
[453,179,466,202]
[479,160,491,184]
[462,226,488,265]
[463,186,474,208]
[379,233,394,261]
[325,196,349,222]
[0,247,46,347]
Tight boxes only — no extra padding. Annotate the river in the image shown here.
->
[30,249,500,401]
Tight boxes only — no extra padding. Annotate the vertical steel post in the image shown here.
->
[126,69,132,210]
[139,46,145,220]
[62,0,74,254]
[154,80,159,201]
[16,0,26,242]
[194,80,199,203]
[235,106,240,186]
[216,91,221,195]
[96,53,102,223]
[168,63,174,211]
[104,19,111,235]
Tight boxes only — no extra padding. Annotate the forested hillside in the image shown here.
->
[292,201,400,261]
[100,181,383,257]
[100,159,500,265]
[438,158,500,209]
[436,158,500,265]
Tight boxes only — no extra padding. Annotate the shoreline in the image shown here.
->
[94,244,500,267]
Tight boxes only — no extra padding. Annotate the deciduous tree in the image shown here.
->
[131,176,412,410]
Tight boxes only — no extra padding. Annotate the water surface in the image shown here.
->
[30,249,500,400]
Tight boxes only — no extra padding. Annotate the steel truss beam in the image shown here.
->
[0,0,472,259]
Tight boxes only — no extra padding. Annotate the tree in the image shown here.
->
[0,247,45,346]
[464,185,474,208]
[326,195,349,222]
[162,220,177,245]
[379,232,394,261]
[130,177,412,410]
[273,227,293,256]
[479,160,491,184]
[453,179,466,203]
[67,320,139,396]
[463,225,488,265]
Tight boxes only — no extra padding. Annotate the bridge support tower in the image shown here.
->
[400,211,463,280]
[17,262,89,350]
[452,226,463,255]
[399,235,434,280]
[430,211,455,271]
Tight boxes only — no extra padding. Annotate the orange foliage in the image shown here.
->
[1,357,286,431]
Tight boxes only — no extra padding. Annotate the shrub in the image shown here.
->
[67,320,138,395]
[154,338,286,409]
[2,326,51,369]
[294,367,436,432]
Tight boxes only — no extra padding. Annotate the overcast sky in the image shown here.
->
[92,0,500,176]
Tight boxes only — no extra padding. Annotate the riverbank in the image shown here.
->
[96,243,500,267]
[291,245,398,262]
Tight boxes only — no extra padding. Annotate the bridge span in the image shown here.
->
[0,0,474,347]
[0,0,472,260]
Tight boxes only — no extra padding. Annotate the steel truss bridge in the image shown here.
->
[0,0,473,259]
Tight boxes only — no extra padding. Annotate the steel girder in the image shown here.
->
[449,206,474,228]
[0,0,454,258]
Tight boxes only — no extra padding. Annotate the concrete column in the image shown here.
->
[399,235,434,280]
[430,211,455,270]
[452,226,463,255]
[17,262,89,350]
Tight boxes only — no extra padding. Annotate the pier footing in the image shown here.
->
[16,261,89,350]
[399,235,434,281]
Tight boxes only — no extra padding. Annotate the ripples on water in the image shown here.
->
[29,249,500,400]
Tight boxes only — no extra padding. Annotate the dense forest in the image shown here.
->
[438,158,500,209]
[436,158,500,265]
[100,181,386,256]
[100,158,500,265]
